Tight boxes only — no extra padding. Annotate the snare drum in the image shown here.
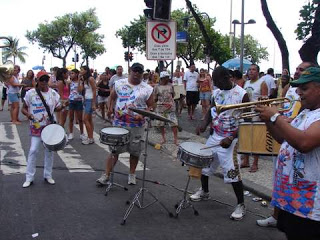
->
[41,124,67,151]
[177,142,213,168]
[238,122,280,155]
[100,127,130,153]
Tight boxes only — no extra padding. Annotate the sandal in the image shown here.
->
[240,164,250,168]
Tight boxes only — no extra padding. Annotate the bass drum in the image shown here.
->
[41,124,67,151]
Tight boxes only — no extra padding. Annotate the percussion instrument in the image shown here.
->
[177,142,213,169]
[238,122,280,155]
[128,107,173,123]
[41,124,67,151]
[100,127,130,154]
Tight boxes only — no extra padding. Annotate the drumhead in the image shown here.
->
[179,142,212,157]
[101,127,129,135]
[41,124,65,145]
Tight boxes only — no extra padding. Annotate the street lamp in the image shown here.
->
[232,19,255,58]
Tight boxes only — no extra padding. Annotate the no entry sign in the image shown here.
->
[147,21,176,60]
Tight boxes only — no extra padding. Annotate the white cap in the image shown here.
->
[160,71,170,78]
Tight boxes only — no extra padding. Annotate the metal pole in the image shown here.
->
[233,23,236,58]
[240,0,245,72]
[229,0,233,49]
[127,44,130,73]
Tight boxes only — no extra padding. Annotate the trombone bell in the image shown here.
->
[0,62,14,83]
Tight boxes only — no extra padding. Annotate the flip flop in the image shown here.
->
[240,164,250,168]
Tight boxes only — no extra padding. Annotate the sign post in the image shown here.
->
[146,21,176,60]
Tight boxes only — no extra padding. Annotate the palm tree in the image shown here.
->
[3,37,28,64]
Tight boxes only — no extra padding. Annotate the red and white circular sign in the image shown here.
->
[151,23,172,44]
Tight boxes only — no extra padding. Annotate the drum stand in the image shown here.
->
[121,118,173,225]
[175,175,199,217]
[105,149,128,196]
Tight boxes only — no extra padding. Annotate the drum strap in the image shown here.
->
[36,88,55,124]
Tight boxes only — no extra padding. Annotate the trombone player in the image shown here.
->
[255,67,320,239]
[193,66,250,220]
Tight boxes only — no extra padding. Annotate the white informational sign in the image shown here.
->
[146,21,177,60]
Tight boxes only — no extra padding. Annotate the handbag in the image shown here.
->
[36,88,56,124]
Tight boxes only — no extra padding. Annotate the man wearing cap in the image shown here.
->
[256,67,320,239]
[154,71,178,145]
[21,70,65,188]
[96,63,154,185]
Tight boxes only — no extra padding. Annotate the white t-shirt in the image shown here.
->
[183,71,199,91]
[109,74,126,88]
[261,74,276,96]
[283,86,300,118]
[113,78,153,127]
[24,88,61,137]
[272,108,320,221]
[243,78,264,101]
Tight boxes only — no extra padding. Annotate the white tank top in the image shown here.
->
[8,76,20,94]
[243,78,264,101]
[84,82,93,99]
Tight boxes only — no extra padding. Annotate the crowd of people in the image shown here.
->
[1,59,320,239]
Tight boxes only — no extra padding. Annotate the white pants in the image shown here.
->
[25,136,54,181]
[202,133,241,183]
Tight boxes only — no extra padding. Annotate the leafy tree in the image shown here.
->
[2,36,28,64]
[296,0,320,63]
[226,34,269,64]
[79,33,106,66]
[26,8,105,67]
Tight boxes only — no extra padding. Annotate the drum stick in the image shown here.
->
[200,144,220,150]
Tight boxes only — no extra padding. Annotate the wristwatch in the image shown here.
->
[270,113,281,124]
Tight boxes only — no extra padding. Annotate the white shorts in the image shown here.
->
[202,134,241,183]
[98,96,108,104]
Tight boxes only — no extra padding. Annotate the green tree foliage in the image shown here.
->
[296,0,319,41]
[2,36,28,64]
[226,35,269,64]
[26,8,105,67]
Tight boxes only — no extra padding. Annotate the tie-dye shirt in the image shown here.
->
[113,78,153,127]
[271,108,320,221]
[211,85,246,137]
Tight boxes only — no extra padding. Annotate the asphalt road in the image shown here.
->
[0,108,286,240]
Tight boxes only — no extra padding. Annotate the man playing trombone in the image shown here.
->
[256,67,320,239]
[193,66,250,220]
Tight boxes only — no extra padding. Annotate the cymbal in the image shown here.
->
[128,107,173,123]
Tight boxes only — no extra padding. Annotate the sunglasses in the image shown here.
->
[132,68,143,74]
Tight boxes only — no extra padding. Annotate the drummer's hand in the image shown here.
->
[220,137,232,148]
[255,105,278,122]
[134,114,144,121]
[107,110,113,119]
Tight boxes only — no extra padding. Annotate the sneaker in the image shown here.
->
[230,203,246,220]
[45,178,55,185]
[256,216,277,227]
[68,133,74,140]
[128,174,136,185]
[190,188,210,201]
[96,173,109,185]
[80,134,87,141]
[22,181,33,188]
[82,138,94,145]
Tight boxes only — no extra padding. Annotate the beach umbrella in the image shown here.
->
[32,65,44,70]
[222,58,252,72]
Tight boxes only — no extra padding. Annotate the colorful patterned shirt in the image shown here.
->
[211,84,246,137]
[113,78,153,128]
[271,108,320,221]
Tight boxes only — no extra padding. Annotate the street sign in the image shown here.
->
[146,20,176,60]
[176,31,187,43]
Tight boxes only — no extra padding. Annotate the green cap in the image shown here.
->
[291,67,320,87]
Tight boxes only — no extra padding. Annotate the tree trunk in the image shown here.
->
[260,0,290,73]
[62,57,66,68]
[185,0,213,63]
[299,3,320,64]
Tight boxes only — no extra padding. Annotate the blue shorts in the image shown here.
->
[8,93,19,103]
[84,99,93,114]
[69,100,83,111]
[199,92,211,100]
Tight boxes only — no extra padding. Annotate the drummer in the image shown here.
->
[193,66,250,220]
[21,70,65,188]
[96,63,154,185]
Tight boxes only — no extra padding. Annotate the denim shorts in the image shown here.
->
[84,99,93,114]
[69,100,83,111]
[199,91,212,100]
[8,93,19,103]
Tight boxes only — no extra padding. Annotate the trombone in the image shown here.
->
[215,97,298,119]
